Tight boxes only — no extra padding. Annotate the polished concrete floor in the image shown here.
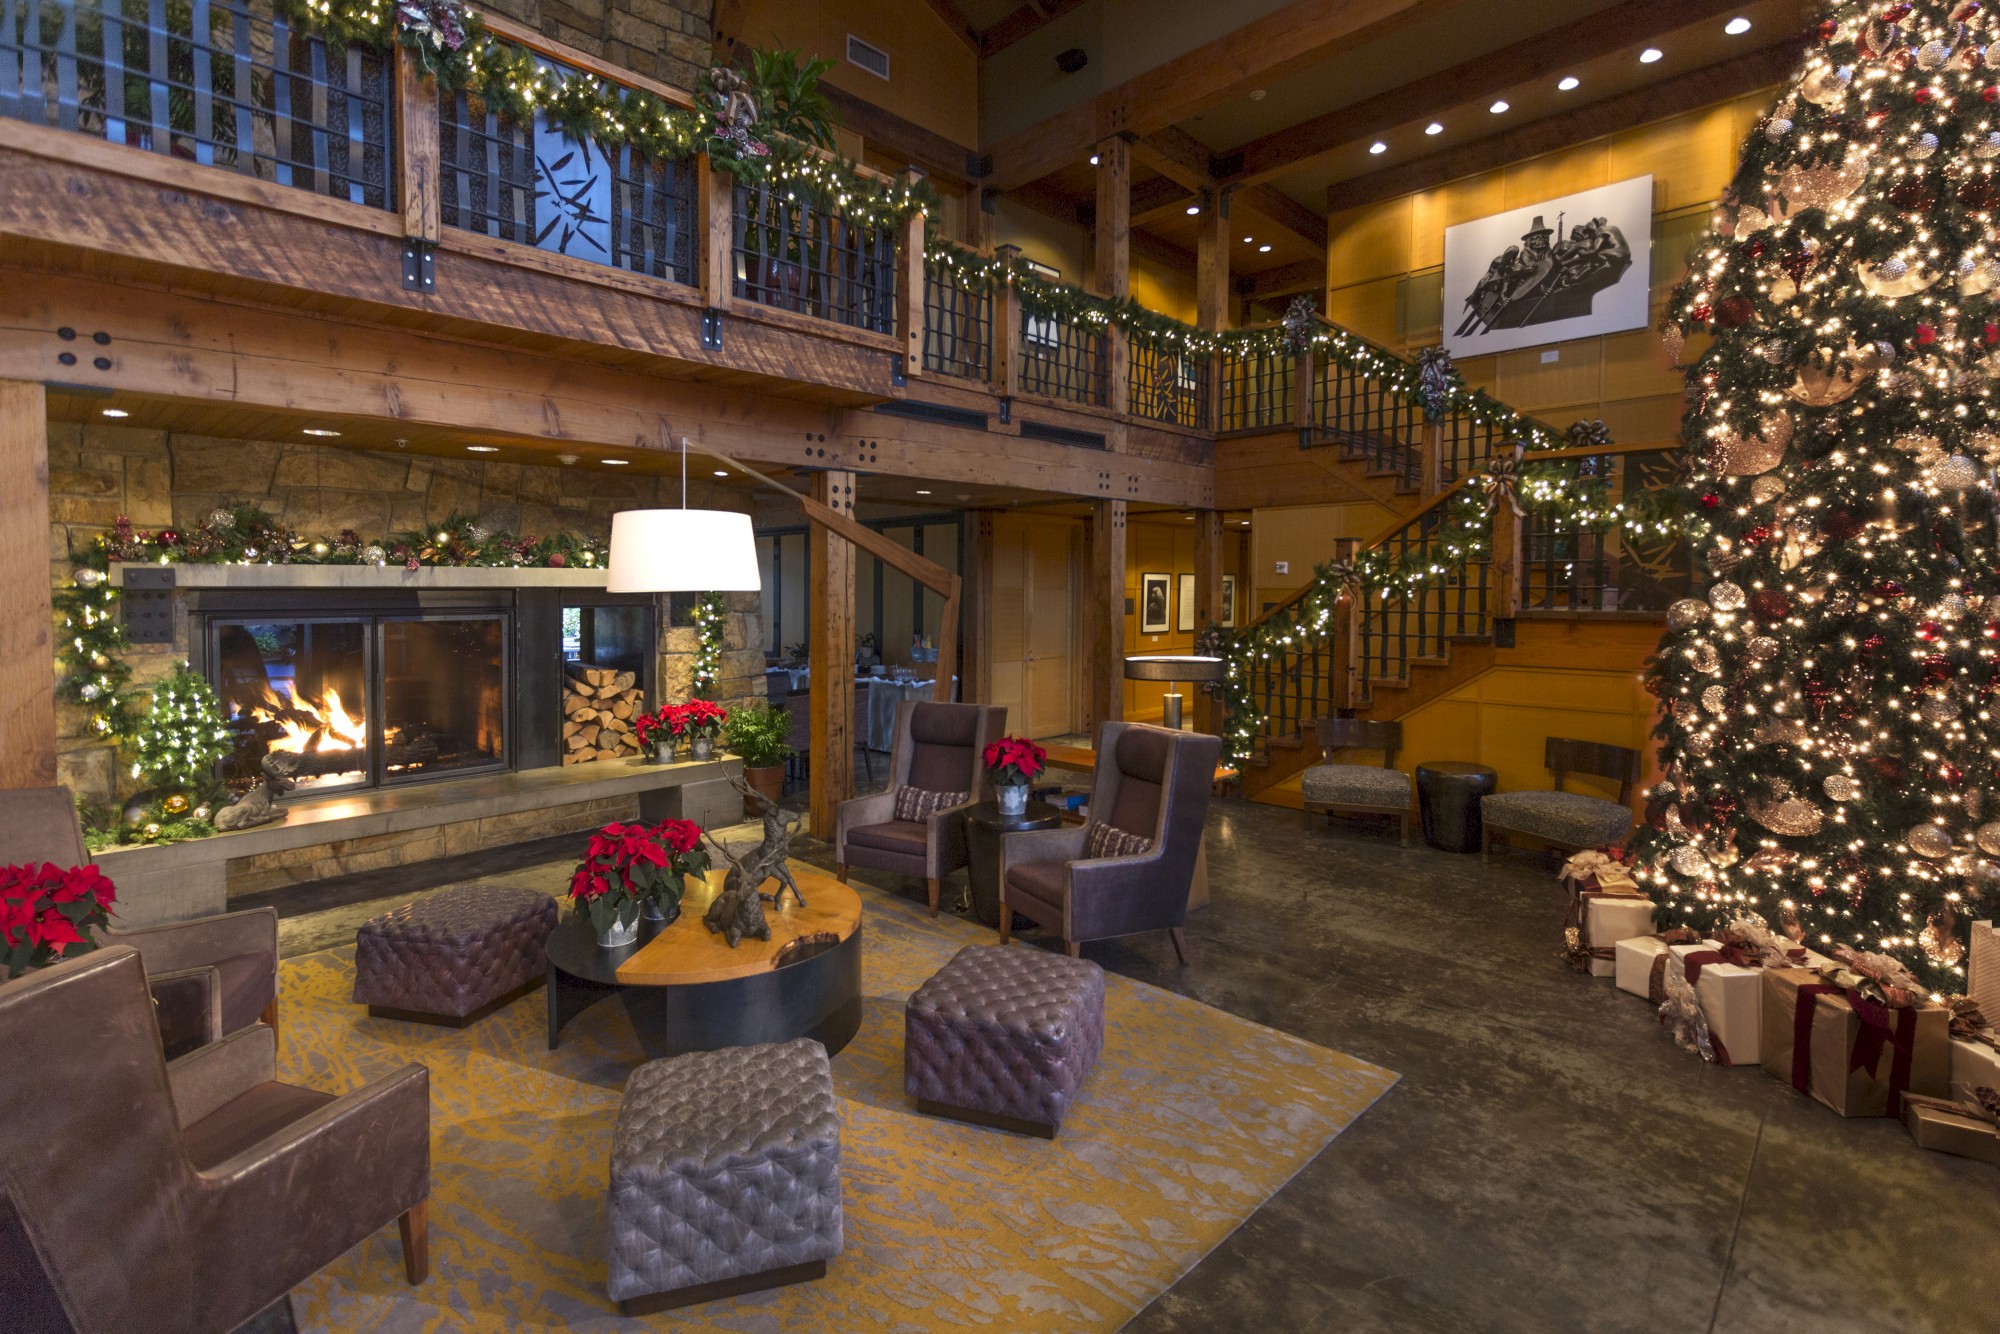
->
[269,797,2000,1333]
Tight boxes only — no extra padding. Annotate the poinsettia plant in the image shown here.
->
[1,863,117,979]
[569,819,711,935]
[634,705,686,749]
[679,699,729,739]
[982,735,1047,788]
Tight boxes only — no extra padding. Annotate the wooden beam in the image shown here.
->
[1092,136,1130,300]
[0,378,56,788]
[476,10,698,108]
[821,83,978,185]
[1197,190,1230,333]
[1192,509,1225,734]
[984,0,1452,192]
[1232,258,1324,300]
[1324,43,1797,214]
[1218,0,1759,186]
[965,512,995,705]
[1129,176,1195,228]
[1238,182,1327,250]
[1130,127,1215,193]
[701,157,732,312]
[809,469,857,838]
[395,47,440,243]
[896,169,927,378]
[1085,499,1127,732]
[919,0,982,53]
[978,0,1090,58]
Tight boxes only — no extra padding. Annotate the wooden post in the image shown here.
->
[964,511,994,704]
[992,243,1023,400]
[0,380,56,788]
[1330,537,1361,710]
[701,155,733,312]
[1093,137,1130,417]
[964,185,996,253]
[896,167,927,379]
[1490,502,1524,620]
[1293,343,1316,437]
[809,470,856,837]
[395,47,440,243]
[1197,191,1230,435]
[1418,419,1445,500]
[1192,510,1225,735]
[1084,499,1127,733]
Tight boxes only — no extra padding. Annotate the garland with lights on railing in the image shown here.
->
[1214,442,1691,761]
[57,507,608,746]
[689,592,727,699]
[270,0,935,226]
[923,243,1226,357]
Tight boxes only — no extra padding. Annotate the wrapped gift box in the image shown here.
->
[1902,1094,2000,1164]
[1760,969,1950,1117]
[1615,935,1673,999]
[1674,942,1764,1067]
[1972,921,2000,1023]
[1950,1035,2000,1094]
[1581,894,1655,978]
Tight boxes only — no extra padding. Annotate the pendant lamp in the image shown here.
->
[606,441,762,592]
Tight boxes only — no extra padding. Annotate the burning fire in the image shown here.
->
[243,680,367,755]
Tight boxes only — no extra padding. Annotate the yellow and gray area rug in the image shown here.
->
[279,885,1396,1332]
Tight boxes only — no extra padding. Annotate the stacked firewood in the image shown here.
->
[561,664,643,764]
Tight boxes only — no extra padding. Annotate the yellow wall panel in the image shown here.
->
[1599,328,1681,404]
[1326,194,1414,287]
[1595,393,1686,447]
[1323,277,1400,347]
[1437,173,1511,234]
[1251,502,1394,596]
[1394,665,1652,807]
[738,0,979,150]
[1503,141,1611,212]
[1494,341,1603,412]
[1133,255,1197,323]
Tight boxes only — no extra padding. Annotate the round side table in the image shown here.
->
[965,798,1063,928]
[1415,761,1498,854]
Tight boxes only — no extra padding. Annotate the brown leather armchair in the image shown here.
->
[0,786,279,1046]
[0,947,431,1332]
[998,722,1221,962]
[835,700,1006,914]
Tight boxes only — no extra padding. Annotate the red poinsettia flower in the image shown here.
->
[0,862,114,977]
[983,735,1047,784]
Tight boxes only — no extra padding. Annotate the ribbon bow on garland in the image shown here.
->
[1478,445,1528,518]
[1413,346,1460,424]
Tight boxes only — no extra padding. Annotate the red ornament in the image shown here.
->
[1876,579,1905,597]
[1749,589,1791,622]
[1691,302,1715,324]
[1741,237,1768,261]
[1916,323,1938,346]
[158,529,180,546]
[1884,2,1913,17]
[1871,755,1906,784]
[1742,524,1774,546]
[1985,85,2000,102]
[1920,620,1943,641]
[1890,176,1934,210]
[1701,491,1722,509]
[1942,763,1965,786]
[1986,324,2000,347]
[548,551,567,568]
[1986,620,2000,639]
[1925,654,1953,684]
[1820,509,1862,541]
[1816,18,1838,40]
[1954,3,1983,21]
[1959,177,1998,211]
[1914,85,1937,104]
[1715,296,1756,328]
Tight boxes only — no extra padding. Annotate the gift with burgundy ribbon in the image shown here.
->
[1759,967,1950,1118]
[1556,849,1650,976]
[1902,1088,2000,1164]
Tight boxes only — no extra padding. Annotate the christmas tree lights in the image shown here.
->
[1635,0,2000,992]
[690,592,726,699]
[132,663,232,791]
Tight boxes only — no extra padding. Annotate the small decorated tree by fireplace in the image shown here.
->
[133,664,232,795]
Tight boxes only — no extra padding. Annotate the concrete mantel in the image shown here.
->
[106,563,613,589]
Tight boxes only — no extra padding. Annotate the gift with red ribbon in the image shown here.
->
[1902,1090,2000,1164]
[1759,968,1950,1118]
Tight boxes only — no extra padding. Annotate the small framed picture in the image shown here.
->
[1177,573,1197,632]
[1222,575,1238,628]
[1140,572,1171,634]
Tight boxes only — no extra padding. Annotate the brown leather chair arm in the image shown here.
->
[151,965,222,1060]
[924,798,981,879]
[105,907,278,983]
[835,791,896,854]
[998,825,1087,870]
[1066,847,1179,942]
[168,1024,276,1128]
[189,1063,430,1332]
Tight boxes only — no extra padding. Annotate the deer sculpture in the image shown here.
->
[699,776,807,948]
[214,750,303,832]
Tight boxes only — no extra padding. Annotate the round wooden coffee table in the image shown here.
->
[544,861,862,1055]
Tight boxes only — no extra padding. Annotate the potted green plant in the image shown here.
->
[723,702,794,814]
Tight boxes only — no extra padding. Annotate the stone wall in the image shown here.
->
[48,424,764,808]
[481,0,714,91]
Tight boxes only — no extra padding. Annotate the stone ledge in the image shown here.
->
[106,564,611,589]
[96,756,741,925]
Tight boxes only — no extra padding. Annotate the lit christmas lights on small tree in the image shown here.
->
[1634,0,2000,992]
[131,664,232,793]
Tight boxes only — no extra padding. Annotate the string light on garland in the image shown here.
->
[690,592,726,699]
[131,663,232,791]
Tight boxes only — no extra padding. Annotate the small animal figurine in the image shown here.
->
[698,779,808,947]
[702,862,771,949]
[214,750,302,831]
[706,65,760,133]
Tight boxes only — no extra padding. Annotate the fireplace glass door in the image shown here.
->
[210,612,509,792]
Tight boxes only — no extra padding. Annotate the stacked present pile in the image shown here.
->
[1558,853,2000,1163]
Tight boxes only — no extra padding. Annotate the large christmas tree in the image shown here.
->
[1637,0,2000,993]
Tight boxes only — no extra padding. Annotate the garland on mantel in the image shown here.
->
[278,0,937,228]
[58,507,608,745]
[1216,448,1692,762]
[690,592,726,699]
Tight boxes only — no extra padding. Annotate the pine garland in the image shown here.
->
[131,663,233,791]
[690,592,726,699]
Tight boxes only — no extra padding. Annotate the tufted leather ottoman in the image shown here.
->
[353,884,557,1027]
[606,1038,842,1314]
[905,944,1105,1138]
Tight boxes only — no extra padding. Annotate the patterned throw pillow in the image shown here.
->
[894,786,969,822]
[1084,819,1153,860]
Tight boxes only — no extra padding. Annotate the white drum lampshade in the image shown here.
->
[606,509,762,592]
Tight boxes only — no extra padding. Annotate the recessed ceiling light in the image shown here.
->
[1248,88,1266,101]
[916,489,933,495]
[713,469,729,477]
[1558,75,1580,91]
[1185,204,1201,215]
[302,427,340,437]
[100,408,128,418]
[466,444,499,453]
[1640,47,1663,63]
[1242,235,1254,243]
[1241,519,1250,526]
[1089,154,1099,165]
[1724,16,1751,35]
[1369,141,1387,154]
[1489,100,1509,114]
[1258,244,1272,253]
[601,458,629,466]
[1425,122,1444,135]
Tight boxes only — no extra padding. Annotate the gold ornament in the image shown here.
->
[1662,325,1687,366]
[1768,150,1868,216]
[1823,773,1860,802]
[1690,642,1722,674]
[1716,412,1792,476]
[162,794,190,815]
[1977,822,2000,857]
[1668,598,1710,630]
[1751,475,1785,505]
[1799,64,1852,107]
[142,822,162,839]
[1857,257,1938,299]
[1788,361,1864,407]
[1749,796,1824,838]
[1909,824,1954,859]
[1701,685,1729,714]
[1708,581,1746,613]
[1921,910,1965,967]
[1672,846,1712,877]
[1754,719,1807,746]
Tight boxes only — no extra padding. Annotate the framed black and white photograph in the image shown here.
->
[1140,573,1171,634]
[1443,175,1652,358]
[1222,575,1238,629]
[1177,573,1197,632]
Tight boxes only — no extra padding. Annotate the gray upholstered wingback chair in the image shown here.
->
[836,700,1007,914]
[1480,737,1640,861]
[0,786,279,1045]
[997,722,1221,963]
[0,947,431,1333]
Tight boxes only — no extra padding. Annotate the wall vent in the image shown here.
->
[846,35,890,80]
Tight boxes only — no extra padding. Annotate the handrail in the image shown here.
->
[474,11,699,109]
